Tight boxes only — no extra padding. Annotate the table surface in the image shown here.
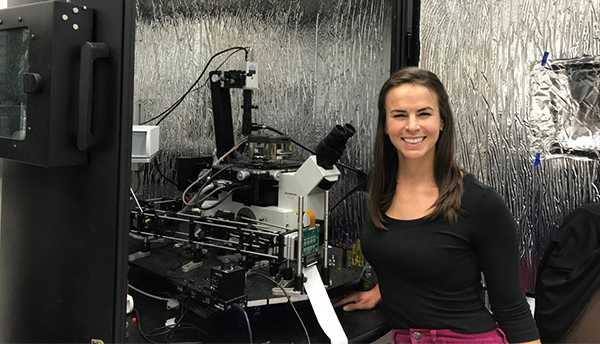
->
[126,288,390,343]
[126,241,390,343]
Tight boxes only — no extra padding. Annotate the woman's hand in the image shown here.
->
[332,284,381,311]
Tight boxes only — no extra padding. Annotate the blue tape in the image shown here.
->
[541,51,549,66]
[534,153,541,167]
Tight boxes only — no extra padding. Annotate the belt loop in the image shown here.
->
[431,330,437,343]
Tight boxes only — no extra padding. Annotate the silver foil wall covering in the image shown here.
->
[421,0,600,291]
[133,0,392,245]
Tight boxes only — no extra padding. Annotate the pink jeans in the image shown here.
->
[392,328,509,344]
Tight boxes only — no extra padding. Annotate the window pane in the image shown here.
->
[0,28,29,141]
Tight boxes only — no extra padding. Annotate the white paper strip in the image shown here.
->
[303,265,348,344]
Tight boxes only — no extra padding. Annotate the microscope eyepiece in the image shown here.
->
[315,123,356,169]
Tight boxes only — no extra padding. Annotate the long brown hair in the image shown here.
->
[368,67,463,229]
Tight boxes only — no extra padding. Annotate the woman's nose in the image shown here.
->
[406,116,419,131]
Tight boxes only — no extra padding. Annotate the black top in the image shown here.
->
[361,174,540,343]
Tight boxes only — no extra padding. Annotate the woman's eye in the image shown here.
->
[393,113,406,118]
[419,112,432,116]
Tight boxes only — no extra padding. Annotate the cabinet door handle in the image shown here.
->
[77,42,109,151]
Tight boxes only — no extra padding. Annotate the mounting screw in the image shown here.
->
[30,34,35,40]
[62,14,68,21]
[72,7,79,14]
[0,20,3,25]
[72,24,79,30]
[27,127,32,132]
[13,144,17,150]
[83,6,87,10]
[17,17,22,22]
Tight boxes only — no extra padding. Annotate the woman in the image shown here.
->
[333,68,540,344]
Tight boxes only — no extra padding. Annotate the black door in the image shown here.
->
[0,0,134,342]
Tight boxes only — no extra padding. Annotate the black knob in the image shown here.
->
[221,258,231,270]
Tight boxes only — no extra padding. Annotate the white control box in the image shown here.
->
[132,125,159,170]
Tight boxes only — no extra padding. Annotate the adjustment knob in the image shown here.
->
[237,170,251,181]
[221,258,231,270]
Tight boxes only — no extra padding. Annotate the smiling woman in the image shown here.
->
[333,67,541,344]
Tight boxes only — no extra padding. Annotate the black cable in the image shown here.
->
[248,272,311,344]
[142,294,207,344]
[192,164,235,208]
[133,308,162,344]
[141,47,249,126]
[192,49,242,92]
[257,125,367,177]
[144,46,248,125]
[329,182,367,213]
[198,164,234,191]
[232,303,253,344]
[133,170,142,193]
[165,323,206,343]
[152,156,178,187]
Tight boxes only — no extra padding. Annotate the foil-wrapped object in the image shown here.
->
[530,56,600,159]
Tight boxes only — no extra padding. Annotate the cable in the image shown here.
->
[191,49,242,93]
[180,139,247,212]
[200,185,247,210]
[195,184,227,208]
[129,284,174,302]
[215,138,248,165]
[141,47,249,126]
[133,308,162,344]
[329,182,367,213]
[256,125,367,176]
[248,272,311,344]
[165,323,206,343]
[153,156,178,187]
[232,303,253,344]
[133,170,142,193]
[181,169,211,206]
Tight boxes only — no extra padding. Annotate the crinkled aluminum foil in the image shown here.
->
[421,0,600,291]
[530,56,600,158]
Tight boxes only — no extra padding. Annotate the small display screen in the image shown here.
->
[0,28,29,141]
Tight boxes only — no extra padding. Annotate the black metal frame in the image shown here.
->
[391,0,421,73]
[0,0,135,342]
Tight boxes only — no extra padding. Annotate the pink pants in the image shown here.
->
[392,328,509,344]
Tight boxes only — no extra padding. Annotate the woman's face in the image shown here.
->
[385,84,443,163]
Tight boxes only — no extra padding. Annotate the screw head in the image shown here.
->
[17,17,22,22]
[72,24,79,30]
[72,7,79,14]
[27,127,32,132]
[30,34,35,40]
[0,20,3,25]
[13,144,17,150]
[62,14,68,21]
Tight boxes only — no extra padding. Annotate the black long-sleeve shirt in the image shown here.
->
[361,174,539,343]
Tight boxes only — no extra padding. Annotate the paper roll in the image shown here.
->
[303,265,348,344]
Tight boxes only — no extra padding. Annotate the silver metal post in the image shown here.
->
[297,196,304,275]
[324,190,329,268]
